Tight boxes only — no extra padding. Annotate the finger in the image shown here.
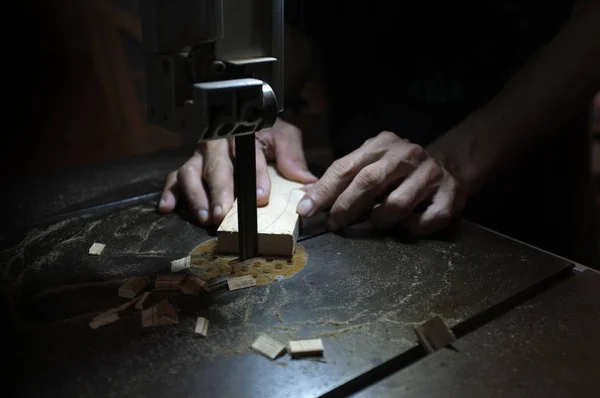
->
[255,139,271,206]
[273,126,318,183]
[202,140,235,225]
[326,156,413,230]
[177,155,211,225]
[371,159,443,229]
[158,171,180,213]
[298,133,423,218]
[402,176,458,236]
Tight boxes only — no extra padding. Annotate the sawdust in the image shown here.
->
[275,311,284,323]
[313,323,371,338]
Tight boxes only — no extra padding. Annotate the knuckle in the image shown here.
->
[434,207,453,221]
[355,167,382,188]
[377,131,398,141]
[330,158,354,180]
[386,193,412,215]
[178,163,198,179]
[405,143,424,159]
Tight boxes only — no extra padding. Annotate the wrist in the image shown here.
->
[426,124,490,198]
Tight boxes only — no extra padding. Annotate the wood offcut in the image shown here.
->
[180,274,207,295]
[154,274,186,290]
[251,334,286,360]
[227,275,257,291]
[89,311,119,329]
[135,291,151,310]
[414,315,456,354]
[118,277,149,299]
[217,165,305,257]
[171,256,191,272]
[141,301,179,328]
[194,317,209,337]
[288,339,324,357]
[89,242,106,255]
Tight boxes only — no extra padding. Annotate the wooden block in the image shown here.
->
[89,311,119,329]
[135,291,151,310]
[227,275,257,291]
[180,274,206,295]
[170,256,191,273]
[414,315,456,354]
[89,242,106,255]
[251,334,286,360]
[141,301,179,328]
[217,165,305,256]
[194,317,209,337]
[288,339,324,357]
[154,274,186,290]
[118,277,149,299]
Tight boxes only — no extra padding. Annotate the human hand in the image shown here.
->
[295,131,466,236]
[158,118,318,225]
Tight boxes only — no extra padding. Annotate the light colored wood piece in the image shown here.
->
[118,277,149,298]
[141,301,179,328]
[180,274,206,295]
[217,166,305,256]
[251,334,286,360]
[154,274,186,290]
[288,339,324,357]
[135,291,151,310]
[89,242,106,255]
[171,256,191,273]
[89,311,119,329]
[194,317,209,337]
[227,275,257,291]
[414,315,456,354]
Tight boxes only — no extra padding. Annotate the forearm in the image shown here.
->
[429,0,600,196]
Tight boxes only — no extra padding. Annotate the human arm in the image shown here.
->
[297,0,600,234]
[429,0,600,196]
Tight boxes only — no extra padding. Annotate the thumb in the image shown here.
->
[274,123,318,184]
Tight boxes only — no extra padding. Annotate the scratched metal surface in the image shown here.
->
[2,200,572,398]
[356,270,600,398]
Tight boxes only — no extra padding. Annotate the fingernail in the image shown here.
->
[213,205,223,217]
[326,218,339,231]
[198,209,209,223]
[297,198,313,216]
[257,188,264,197]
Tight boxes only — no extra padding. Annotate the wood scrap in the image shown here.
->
[170,256,191,273]
[251,334,286,360]
[288,339,324,357]
[135,291,151,310]
[141,301,179,328]
[194,317,209,337]
[414,315,456,354]
[89,311,119,329]
[107,296,141,315]
[154,274,186,290]
[88,242,106,255]
[180,274,206,295]
[217,165,305,256]
[205,275,229,292]
[118,277,149,298]
[227,275,257,291]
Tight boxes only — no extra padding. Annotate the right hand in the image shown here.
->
[158,118,318,226]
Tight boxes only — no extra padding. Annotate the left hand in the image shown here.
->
[296,131,467,236]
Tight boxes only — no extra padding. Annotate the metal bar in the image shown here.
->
[234,133,259,260]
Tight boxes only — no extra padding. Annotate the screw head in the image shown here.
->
[274,275,284,282]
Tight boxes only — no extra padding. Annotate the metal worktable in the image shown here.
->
[1,154,598,397]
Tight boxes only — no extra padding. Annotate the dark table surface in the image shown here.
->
[1,195,575,398]
[356,269,600,398]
